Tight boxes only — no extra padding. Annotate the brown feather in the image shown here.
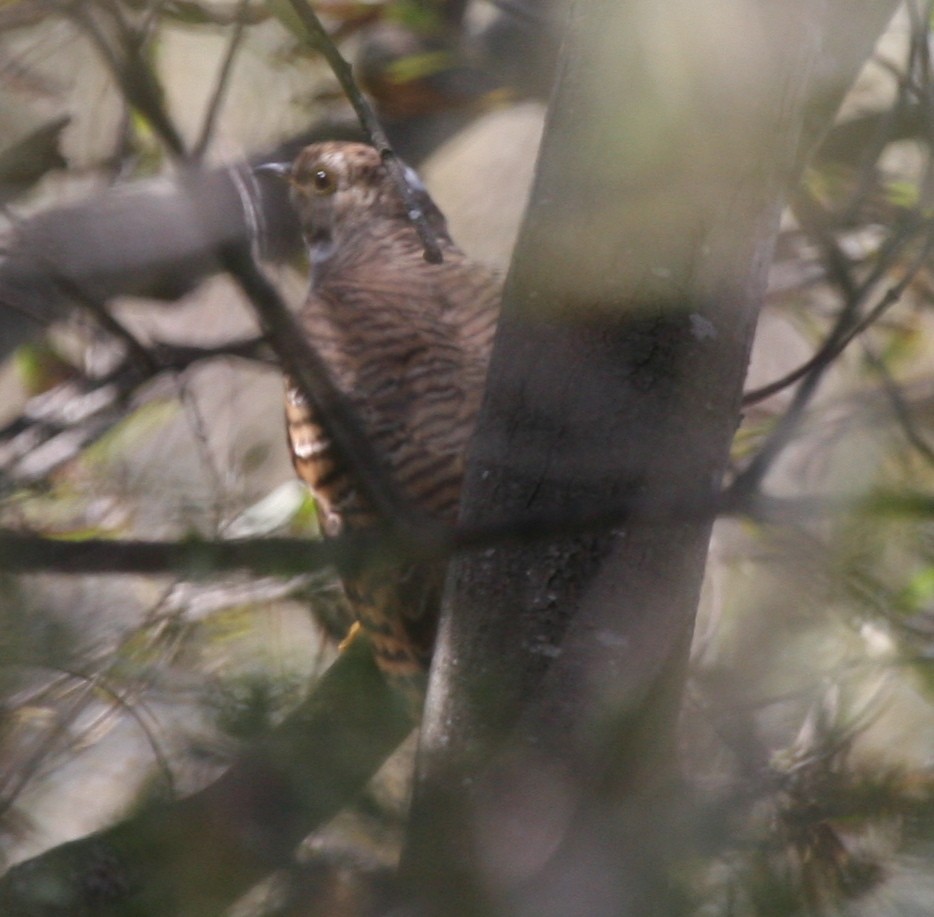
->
[280,142,501,688]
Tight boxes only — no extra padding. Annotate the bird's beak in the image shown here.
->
[253,161,292,180]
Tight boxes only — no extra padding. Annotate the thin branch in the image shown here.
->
[173,375,229,533]
[744,205,927,406]
[0,530,347,576]
[735,202,863,492]
[69,1,188,160]
[159,0,270,26]
[862,343,934,468]
[7,484,934,578]
[192,0,250,159]
[0,679,92,818]
[0,337,270,484]
[53,274,159,375]
[281,0,444,263]
[735,206,934,494]
[743,219,930,406]
[23,665,177,802]
[148,335,272,368]
[0,655,173,821]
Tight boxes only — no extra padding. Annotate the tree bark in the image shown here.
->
[403,2,899,915]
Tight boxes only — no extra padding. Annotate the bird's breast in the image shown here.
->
[284,380,370,535]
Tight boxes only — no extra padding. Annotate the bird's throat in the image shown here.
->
[308,228,335,266]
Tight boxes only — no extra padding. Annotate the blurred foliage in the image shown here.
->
[1,0,934,915]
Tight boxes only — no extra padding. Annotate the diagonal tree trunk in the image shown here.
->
[402,2,900,914]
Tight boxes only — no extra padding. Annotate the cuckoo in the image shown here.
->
[262,142,501,695]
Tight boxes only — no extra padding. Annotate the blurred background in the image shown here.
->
[0,1,933,915]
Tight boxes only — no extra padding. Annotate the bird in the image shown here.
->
[260,141,501,698]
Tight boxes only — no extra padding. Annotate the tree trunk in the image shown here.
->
[402,2,899,915]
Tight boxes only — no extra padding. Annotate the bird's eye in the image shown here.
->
[312,168,336,195]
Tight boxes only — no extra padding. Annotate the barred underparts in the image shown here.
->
[272,142,501,696]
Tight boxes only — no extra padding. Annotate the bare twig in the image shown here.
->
[735,203,934,495]
[161,0,270,27]
[0,337,270,484]
[0,653,175,821]
[0,529,343,576]
[7,483,934,578]
[193,0,250,159]
[148,335,271,368]
[0,636,413,916]
[69,1,188,160]
[744,208,927,407]
[281,0,444,263]
[862,343,934,467]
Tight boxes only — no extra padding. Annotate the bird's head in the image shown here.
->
[255,142,440,264]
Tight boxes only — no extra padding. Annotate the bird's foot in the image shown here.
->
[338,620,363,652]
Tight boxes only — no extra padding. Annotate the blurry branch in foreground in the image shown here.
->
[9,488,934,576]
[0,637,414,917]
